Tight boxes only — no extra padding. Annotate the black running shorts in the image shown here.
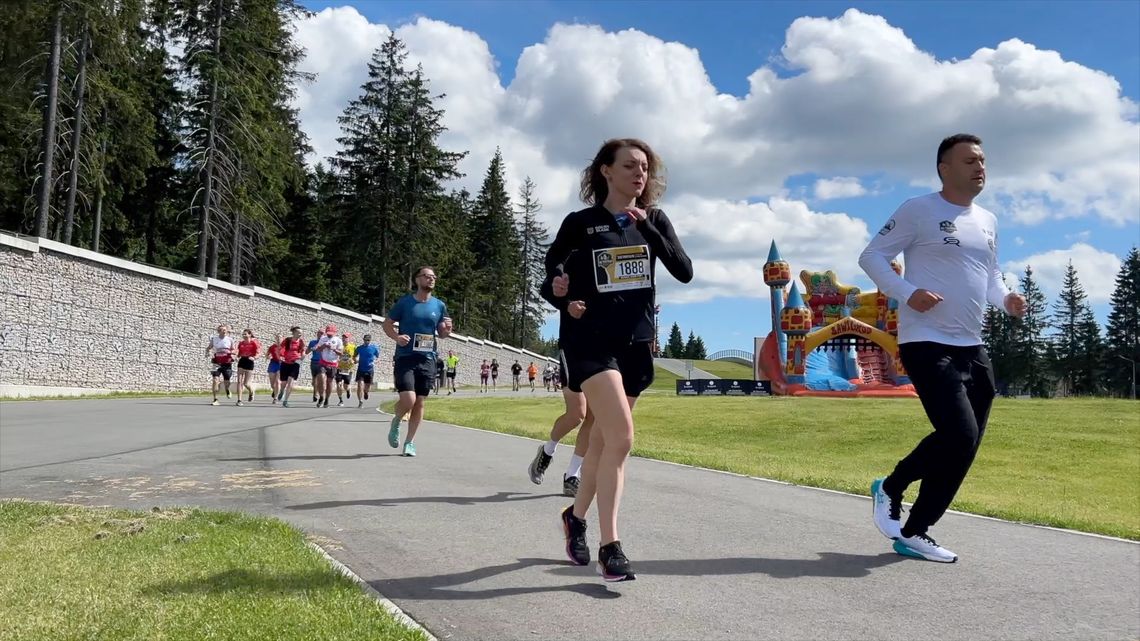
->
[560,340,654,397]
[280,362,301,381]
[336,372,351,384]
[395,355,436,396]
[310,361,322,377]
[211,362,233,380]
[238,357,255,371]
[356,369,374,385]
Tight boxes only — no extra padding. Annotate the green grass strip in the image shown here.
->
[400,395,1140,540]
[0,501,430,641]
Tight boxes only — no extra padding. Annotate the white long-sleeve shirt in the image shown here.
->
[859,192,1011,346]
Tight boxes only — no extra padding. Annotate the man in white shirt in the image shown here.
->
[859,134,1027,563]
[205,324,235,406]
[313,324,344,408]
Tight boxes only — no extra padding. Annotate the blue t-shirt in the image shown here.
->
[308,339,321,362]
[388,294,448,360]
[356,343,380,371]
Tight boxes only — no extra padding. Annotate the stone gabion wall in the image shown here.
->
[0,234,554,394]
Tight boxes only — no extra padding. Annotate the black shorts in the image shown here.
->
[310,361,322,377]
[280,362,301,381]
[321,365,338,379]
[446,370,456,379]
[561,341,654,397]
[238,357,255,371]
[395,355,436,396]
[356,369,373,385]
[211,362,232,380]
[336,372,351,384]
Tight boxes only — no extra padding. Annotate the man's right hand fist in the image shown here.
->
[906,289,944,313]
[396,334,411,346]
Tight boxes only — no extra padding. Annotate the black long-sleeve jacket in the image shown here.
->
[541,205,693,347]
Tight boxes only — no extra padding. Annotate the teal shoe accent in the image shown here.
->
[403,441,417,457]
[892,539,924,559]
[388,416,401,449]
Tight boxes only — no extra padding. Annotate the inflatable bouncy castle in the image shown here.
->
[756,241,916,398]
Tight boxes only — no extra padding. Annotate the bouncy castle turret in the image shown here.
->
[780,282,812,384]
[763,241,792,367]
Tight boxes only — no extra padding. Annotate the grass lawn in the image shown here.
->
[690,359,754,379]
[402,395,1140,540]
[0,501,428,641]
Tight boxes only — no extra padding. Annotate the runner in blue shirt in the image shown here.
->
[382,265,452,457]
[305,330,324,404]
[354,334,380,408]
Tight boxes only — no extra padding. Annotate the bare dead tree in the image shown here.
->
[34,3,64,238]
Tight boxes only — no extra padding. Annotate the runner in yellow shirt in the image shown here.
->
[444,351,460,394]
[335,332,356,407]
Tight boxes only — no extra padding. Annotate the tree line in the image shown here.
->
[0,1,549,349]
[662,322,708,360]
[982,249,1138,398]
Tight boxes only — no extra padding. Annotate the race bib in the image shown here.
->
[413,333,435,352]
[593,244,651,292]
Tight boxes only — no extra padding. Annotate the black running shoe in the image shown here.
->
[562,474,580,497]
[528,445,553,484]
[597,541,636,582]
[560,506,589,566]
[346,389,351,399]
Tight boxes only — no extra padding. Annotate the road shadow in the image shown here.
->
[219,454,398,461]
[371,557,619,601]
[544,552,902,579]
[287,491,565,511]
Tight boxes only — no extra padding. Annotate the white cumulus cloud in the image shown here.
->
[288,6,1138,309]
[814,177,868,200]
[1002,243,1124,303]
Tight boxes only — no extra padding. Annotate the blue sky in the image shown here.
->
[295,1,1139,353]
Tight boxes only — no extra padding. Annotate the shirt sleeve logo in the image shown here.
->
[878,220,895,236]
[939,220,957,233]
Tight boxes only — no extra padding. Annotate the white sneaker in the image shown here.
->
[871,478,902,540]
[893,533,958,563]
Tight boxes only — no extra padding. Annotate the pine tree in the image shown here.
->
[1048,262,1102,396]
[1104,248,1140,398]
[333,35,464,314]
[666,322,685,358]
[178,0,310,281]
[683,331,699,359]
[1011,266,1052,397]
[0,0,53,233]
[467,149,521,341]
[692,335,708,360]
[982,274,1019,395]
[515,176,549,349]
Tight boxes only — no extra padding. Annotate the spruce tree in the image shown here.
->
[333,36,463,314]
[516,176,549,349]
[666,322,685,358]
[684,330,699,359]
[1048,262,1102,395]
[1012,266,1051,397]
[982,300,1017,395]
[1105,248,1140,398]
[467,149,521,341]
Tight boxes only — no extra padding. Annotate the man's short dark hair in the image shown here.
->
[289,326,300,332]
[937,133,982,179]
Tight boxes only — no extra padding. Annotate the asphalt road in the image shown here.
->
[1,395,1137,641]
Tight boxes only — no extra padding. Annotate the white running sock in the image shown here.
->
[566,454,584,478]
[543,440,557,456]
